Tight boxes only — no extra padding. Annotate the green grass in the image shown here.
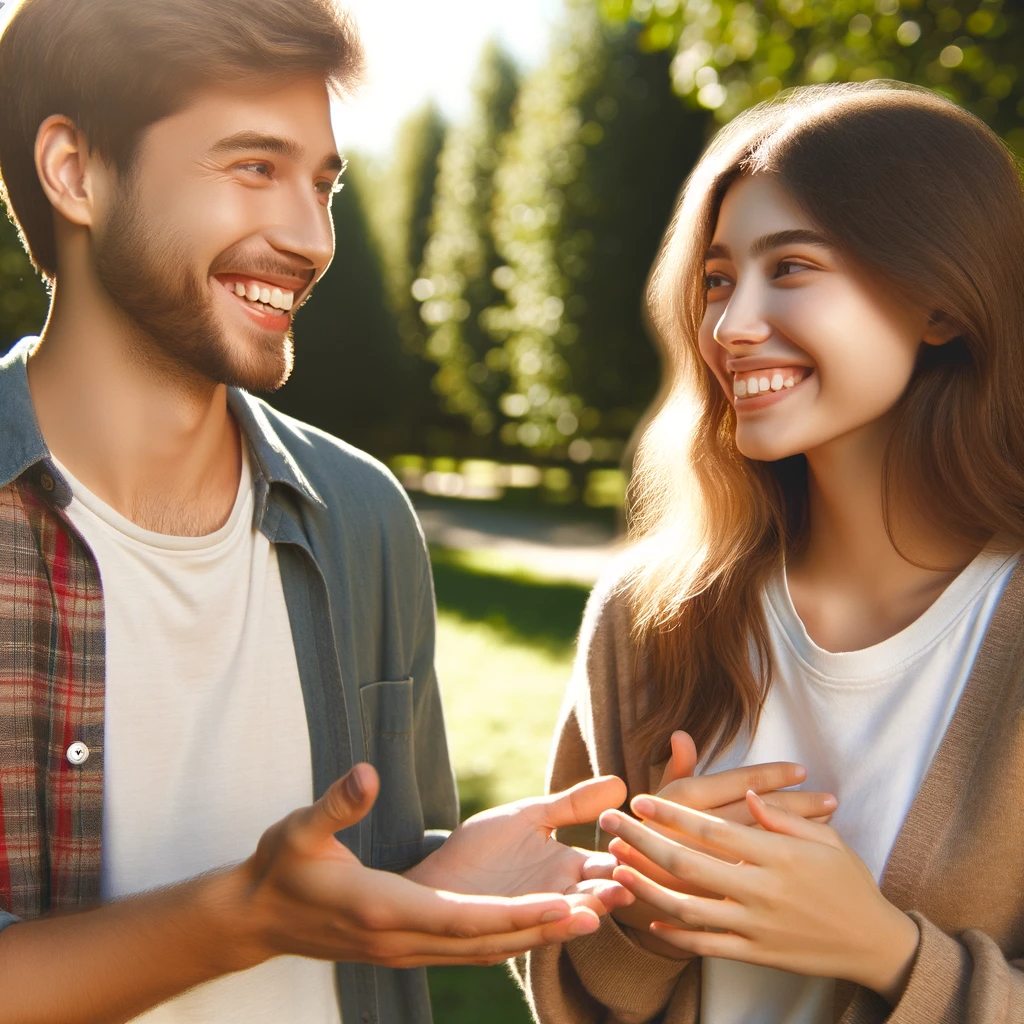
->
[427,547,592,1022]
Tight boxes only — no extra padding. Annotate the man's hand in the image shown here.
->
[406,776,633,917]
[229,763,606,971]
[610,731,837,959]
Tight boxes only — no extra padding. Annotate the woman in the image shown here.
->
[513,81,1024,1023]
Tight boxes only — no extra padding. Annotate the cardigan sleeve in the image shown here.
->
[509,576,700,1024]
[838,913,1024,1023]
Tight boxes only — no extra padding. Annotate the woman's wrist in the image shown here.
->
[854,903,920,1006]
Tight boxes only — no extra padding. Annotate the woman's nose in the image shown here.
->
[712,283,772,348]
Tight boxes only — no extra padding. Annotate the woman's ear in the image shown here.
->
[922,312,960,347]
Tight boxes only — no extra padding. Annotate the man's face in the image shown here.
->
[92,77,342,392]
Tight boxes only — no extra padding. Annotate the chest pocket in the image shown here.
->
[359,677,425,871]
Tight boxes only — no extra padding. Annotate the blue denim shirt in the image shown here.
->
[0,336,458,1023]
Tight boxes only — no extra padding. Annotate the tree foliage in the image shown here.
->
[416,42,521,444]
[368,103,449,356]
[266,163,428,456]
[0,203,47,353]
[599,0,1024,150]
[468,0,708,464]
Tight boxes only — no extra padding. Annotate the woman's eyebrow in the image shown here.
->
[704,229,833,262]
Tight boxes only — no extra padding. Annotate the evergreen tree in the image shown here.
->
[370,103,449,356]
[600,0,1024,149]
[0,203,48,353]
[264,162,419,457]
[416,42,521,447]
[481,0,708,464]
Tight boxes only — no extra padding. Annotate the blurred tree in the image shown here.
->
[261,163,424,456]
[599,0,1024,150]
[416,42,521,447]
[369,103,449,356]
[473,0,708,465]
[0,202,48,353]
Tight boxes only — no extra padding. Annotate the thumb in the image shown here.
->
[658,730,697,790]
[306,762,379,839]
[539,776,628,832]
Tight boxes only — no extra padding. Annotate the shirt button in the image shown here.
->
[40,472,55,492]
[66,741,89,766]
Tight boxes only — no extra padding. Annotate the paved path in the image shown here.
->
[411,496,624,585]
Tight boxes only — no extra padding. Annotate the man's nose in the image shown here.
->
[712,280,772,349]
[263,188,335,272]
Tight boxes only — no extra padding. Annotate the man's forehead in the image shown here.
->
[165,79,338,156]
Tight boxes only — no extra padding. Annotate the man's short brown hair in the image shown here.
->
[0,0,364,279]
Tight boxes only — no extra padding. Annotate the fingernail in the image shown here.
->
[632,797,655,817]
[823,795,838,809]
[569,913,598,936]
[794,765,807,780]
[747,789,763,804]
[344,766,365,802]
[541,909,569,923]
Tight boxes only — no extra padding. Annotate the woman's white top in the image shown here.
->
[698,543,1019,1024]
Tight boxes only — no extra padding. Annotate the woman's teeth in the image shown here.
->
[732,367,808,398]
[230,280,294,313]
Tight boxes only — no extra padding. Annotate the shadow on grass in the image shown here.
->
[430,546,591,655]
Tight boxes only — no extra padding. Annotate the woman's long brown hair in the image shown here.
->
[626,81,1024,767]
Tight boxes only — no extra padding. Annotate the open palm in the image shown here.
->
[407,776,631,910]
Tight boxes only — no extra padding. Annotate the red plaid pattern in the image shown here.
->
[0,474,105,919]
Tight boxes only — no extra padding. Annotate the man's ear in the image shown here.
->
[34,115,105,229]
[922,311,960,347]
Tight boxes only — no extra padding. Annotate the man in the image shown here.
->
[0,0,630,1020]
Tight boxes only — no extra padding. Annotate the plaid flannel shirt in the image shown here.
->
[0,336,458,1024]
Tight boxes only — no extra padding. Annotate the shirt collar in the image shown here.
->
[0,336,324,511]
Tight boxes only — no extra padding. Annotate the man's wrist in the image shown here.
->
[194,863,271,975]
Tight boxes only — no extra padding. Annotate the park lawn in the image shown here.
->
[427,546,592,1023]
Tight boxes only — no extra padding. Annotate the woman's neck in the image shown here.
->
[784,419,984,653]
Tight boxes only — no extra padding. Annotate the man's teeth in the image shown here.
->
[231,280,294,311]
[732,368,806,398]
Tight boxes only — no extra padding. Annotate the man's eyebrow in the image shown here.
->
[704,229,833,262]
[210,131,346,173]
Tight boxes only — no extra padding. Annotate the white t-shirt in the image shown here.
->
[698,543,1019,1024]
[57,448,342,1024]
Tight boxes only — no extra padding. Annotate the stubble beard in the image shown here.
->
[92,175,295,394]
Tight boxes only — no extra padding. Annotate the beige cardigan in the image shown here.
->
[512,561,1024,1024]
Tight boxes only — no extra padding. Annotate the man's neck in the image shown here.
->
[27,287,243,537]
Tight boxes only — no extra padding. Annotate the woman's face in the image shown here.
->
[698,174,944,463]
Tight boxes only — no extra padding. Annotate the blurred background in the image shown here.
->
[3,0,1023,1017]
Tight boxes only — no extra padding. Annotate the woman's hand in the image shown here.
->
[600,790,920,1004]
[610,731,837,959]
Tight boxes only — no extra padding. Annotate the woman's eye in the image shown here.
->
[705,272,730,290]
[774,259,807,278]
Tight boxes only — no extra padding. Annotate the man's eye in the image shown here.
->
[239,162,272,177]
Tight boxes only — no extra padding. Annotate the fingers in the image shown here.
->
[745,791,841,845]
[657,730,698,789]
[658,761,807,811]
[539,776,628,832]
[578,850,618,880]
[714,788,837,825]
[304,763,379,839]
[600,810,748,900]
[566,878,635,912]
[608,837,721,896]
[612,865,744,934]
